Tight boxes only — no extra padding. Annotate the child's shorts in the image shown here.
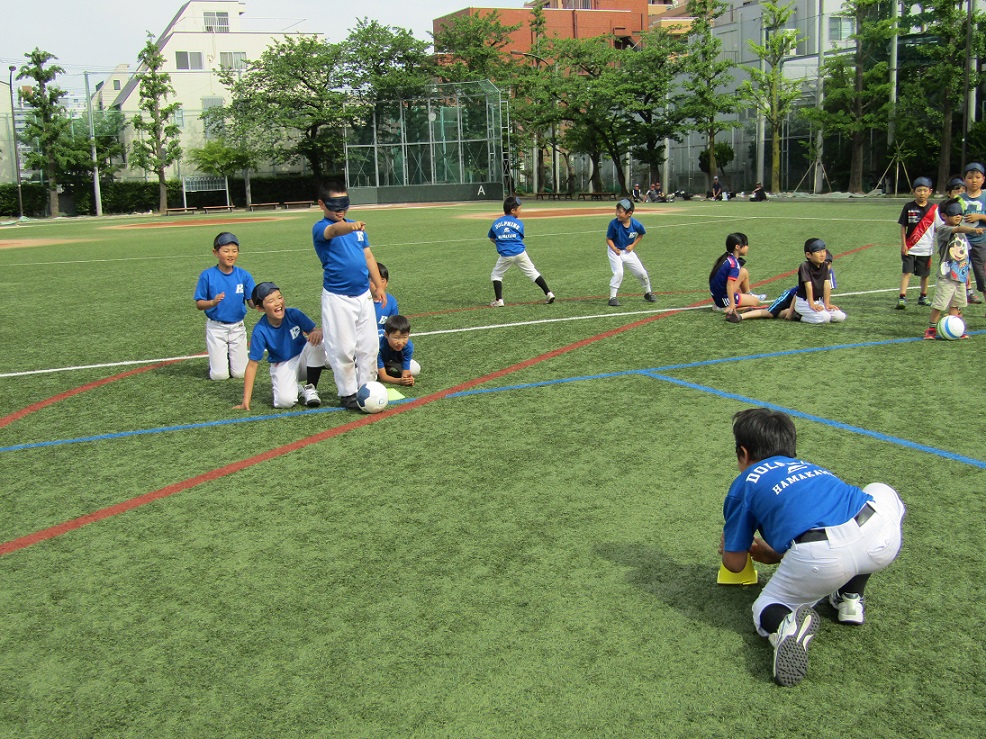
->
[902,253,932,277]
[931,276,967,312]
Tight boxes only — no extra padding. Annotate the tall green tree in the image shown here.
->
[129,36,182,213]
[803,0,894,193]
[16,49,78,217]
[682,0,740,188]
[343,18,436,102]
[224,36,351,178]
[740,1,805,192]
[897,0,986,188]
[432,11,522,84]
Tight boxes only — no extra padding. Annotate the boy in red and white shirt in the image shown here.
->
[896,176,937,310]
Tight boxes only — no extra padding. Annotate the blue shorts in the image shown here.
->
[711,292,733,309]
[766,287,798,317]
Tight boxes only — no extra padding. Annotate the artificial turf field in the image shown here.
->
[0,198,983,736]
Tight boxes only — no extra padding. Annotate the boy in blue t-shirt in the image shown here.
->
[719,408,905,687]
[606,198,655,306]
[193,232,256,381]
[374,262,399,337]
[313,183,387,410]
[376,315,420,387]
[487,196,555,307]
[235,282,326,411]
[960,162,986,306]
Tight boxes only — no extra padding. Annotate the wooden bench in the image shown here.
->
[282,200,316,209]
[535,192,574,201]
[248,202,279,211]
[165,207,198,215]
[203,205,236,213]
[577,192,618,201]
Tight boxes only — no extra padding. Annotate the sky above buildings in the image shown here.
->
[1,0,522,94]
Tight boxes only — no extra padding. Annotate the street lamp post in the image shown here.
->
[4,66,25,219]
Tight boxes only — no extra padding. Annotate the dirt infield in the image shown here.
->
[461,205,688,219]
[110,217,281,230]
[0,238,90,250]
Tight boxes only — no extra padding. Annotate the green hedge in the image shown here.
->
[0,183,48,218]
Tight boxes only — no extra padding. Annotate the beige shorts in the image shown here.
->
[931,276,967,312]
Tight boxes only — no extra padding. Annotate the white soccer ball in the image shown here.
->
[937,315,965,341]
[356,381,389,413]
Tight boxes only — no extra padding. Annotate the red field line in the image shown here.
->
[0,244,872,556]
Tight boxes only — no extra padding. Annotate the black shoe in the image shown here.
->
[643,292,657,303]
[340,394,360,410]
[968,292,983,304]
[895,297,907,310]
[918,296,932,306]
[726,312,742,323]
[608,297,620,307]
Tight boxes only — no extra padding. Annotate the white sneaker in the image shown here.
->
[302,383,321,407]
[769,605,819,687]
[490,298,504,307]
[545,292,555,304]
[754,293,768,302]
[829,592,865,625]
[711,305,724,313]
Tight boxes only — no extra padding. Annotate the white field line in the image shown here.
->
[0,286,904,379]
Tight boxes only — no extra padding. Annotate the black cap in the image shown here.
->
[213,232,238,249]
[942,200,964,218]
[252,282,280,306]
[805,238,827,253]
[948,177,965,190]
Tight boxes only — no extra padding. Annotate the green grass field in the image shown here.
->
[1,199,983,736]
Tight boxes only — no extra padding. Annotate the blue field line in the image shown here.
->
[0,402,412,453]
[643,371,986,470]
[2,332,983,457]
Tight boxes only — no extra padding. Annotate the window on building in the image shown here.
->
[113,79,121,90]
[219,52,248,71]
[176,51,204,70]
[174,108,185,128]
[829,16,855,42]
[202,96,225,140]
[204,11,229,33]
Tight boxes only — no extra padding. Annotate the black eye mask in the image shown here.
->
[325,196,350,212]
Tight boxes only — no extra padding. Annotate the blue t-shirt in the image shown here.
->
[606,217,646,251]
[377,334,414,370]
[709,254,741,301]
[487,215,526,257]
[723,455,872,555]
[960,192,986,247]
[312,218,371,296]
[194,265,255,323]
[375,293,399,336]
[247,307,316,364]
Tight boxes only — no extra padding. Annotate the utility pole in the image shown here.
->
[813,0,825,194]
[84,71,103,216]
[6,66,24,218]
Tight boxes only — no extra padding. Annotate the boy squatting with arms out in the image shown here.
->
[923,198,983,339]
[719,408,906,687]
[896,177,936,309]
[487,196,555,307]
[707,232,767,321]
[794,238,846,324]
[314,183,388,411]
[377,315,421,387]
[235,282,325,411]
[194,232,256,381]
[606,198,656,306]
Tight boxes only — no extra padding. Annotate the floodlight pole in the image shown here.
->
[84,71,103,216]
[5,66,24,219]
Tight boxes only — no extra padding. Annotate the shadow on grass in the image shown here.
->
[596,541,772,681]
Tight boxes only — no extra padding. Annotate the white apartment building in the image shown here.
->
[107,0,319,180]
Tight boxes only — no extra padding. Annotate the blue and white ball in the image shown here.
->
[937,315,965,340]
[356,381,389,413]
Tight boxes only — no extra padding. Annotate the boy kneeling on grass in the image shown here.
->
[235,282,327,411]
[377,315,420,387]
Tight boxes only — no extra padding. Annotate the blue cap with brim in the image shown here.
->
[252,282,280,306]
[948,177,965,190]
[913,177,933,189]
[942,200,964,218]
[963,163,985,175]
[805,238,827,253]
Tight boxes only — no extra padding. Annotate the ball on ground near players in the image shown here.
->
[937,315,965,340]
[356,381,389,413]
[409,359,421,377]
